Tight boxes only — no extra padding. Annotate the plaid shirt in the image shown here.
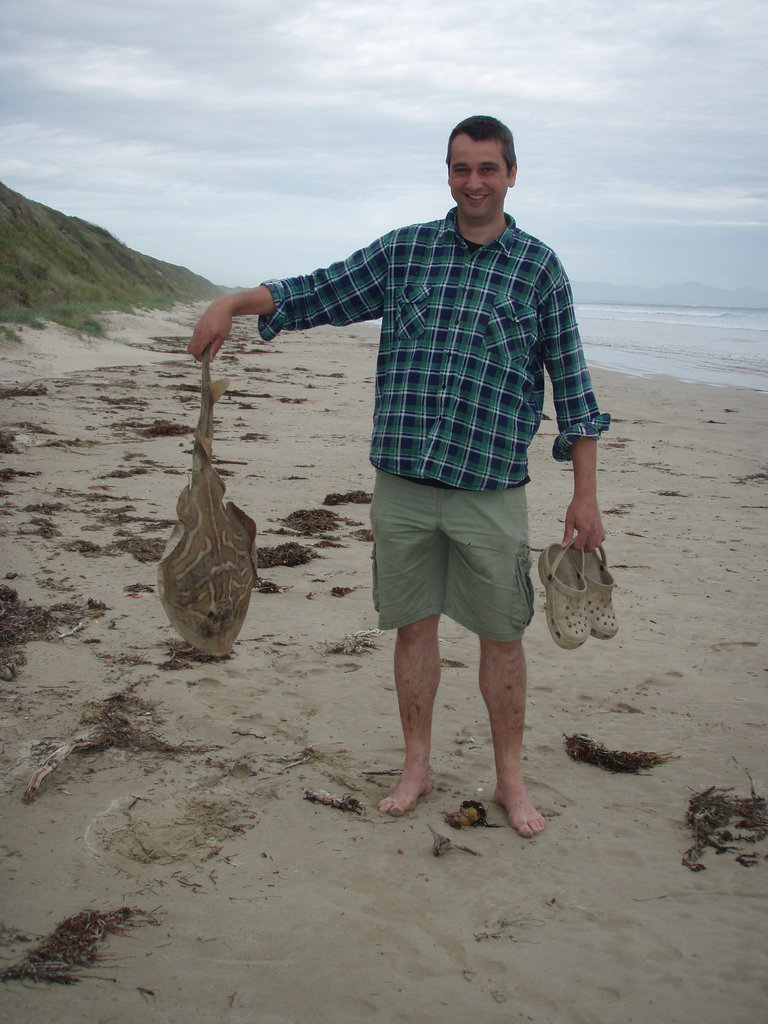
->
[260,209,610,490]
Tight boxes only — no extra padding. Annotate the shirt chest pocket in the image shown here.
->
[480,297,536,367]
[395,283,431,342]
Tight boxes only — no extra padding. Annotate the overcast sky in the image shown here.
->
[2,0,766,291]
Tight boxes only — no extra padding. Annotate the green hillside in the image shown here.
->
[0,182,223,335]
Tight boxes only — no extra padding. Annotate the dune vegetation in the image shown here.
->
[0,182,222,338]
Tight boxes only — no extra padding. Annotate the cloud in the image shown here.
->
[1,0,766,288]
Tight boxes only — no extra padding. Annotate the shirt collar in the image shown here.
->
[441,208,518,255]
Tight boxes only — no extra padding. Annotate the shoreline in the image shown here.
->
[585,350,768,394]
[1,304,766,1023]
[3,303,767,395]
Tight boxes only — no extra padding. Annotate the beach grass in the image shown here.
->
[0,181,223,337]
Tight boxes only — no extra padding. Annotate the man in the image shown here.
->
[188,115,610,837]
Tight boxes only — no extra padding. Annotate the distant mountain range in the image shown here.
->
[572,280,768,309]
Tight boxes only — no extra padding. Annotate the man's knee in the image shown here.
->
[397,614,441,645]
[480,635,523,651]
[479,636,525,668]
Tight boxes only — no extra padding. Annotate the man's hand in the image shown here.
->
[187,286,277,362]
[188,296,234,362]
[562,494,605,552]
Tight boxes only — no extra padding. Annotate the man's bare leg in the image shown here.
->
[378,614,441,815]
[478,637,546,837]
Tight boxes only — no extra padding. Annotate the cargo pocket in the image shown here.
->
[370,543,380,612]
[512,545,535,631]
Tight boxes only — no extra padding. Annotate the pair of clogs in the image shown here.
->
[537,543,618,650]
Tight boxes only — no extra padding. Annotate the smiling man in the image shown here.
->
[447,125,518,242]
[188,115,610,837]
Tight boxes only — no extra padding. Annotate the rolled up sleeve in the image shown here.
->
[539,273,611,461]
[257,279,288,340]
[553,412,611,460]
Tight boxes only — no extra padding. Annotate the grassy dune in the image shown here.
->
[0,182,222,336]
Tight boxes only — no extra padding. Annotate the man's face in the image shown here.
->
[447,133,517,236]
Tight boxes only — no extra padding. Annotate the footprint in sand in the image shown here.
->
[88,794,256,871]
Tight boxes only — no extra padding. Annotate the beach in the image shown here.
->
[1,302,766,1023]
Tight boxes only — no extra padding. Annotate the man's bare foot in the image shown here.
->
[494,784,546,837]
[378,771,432,816]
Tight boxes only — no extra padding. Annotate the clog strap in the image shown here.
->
[549,543,584,580]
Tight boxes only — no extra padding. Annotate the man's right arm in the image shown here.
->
[188,285,276,362]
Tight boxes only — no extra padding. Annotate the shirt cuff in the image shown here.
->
[553,413,611,461]
[257,279,287,340]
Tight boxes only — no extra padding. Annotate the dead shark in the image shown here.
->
[157,348,257,655]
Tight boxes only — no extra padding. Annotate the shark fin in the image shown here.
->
[209,378,230,403]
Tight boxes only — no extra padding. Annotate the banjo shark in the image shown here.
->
[158,348,257,655]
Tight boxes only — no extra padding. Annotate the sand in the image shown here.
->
[0,303,766,1023]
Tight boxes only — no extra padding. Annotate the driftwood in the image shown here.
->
[303,789,365,815]
[564,733,678,773]
[24,735,102,803]
[0,907,159,984]
[276,747,315,772]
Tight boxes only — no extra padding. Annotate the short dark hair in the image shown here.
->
[446,115,516,173]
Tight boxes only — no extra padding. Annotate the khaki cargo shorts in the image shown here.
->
[370,470,534,642]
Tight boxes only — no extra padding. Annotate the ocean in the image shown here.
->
[576,303,768,393]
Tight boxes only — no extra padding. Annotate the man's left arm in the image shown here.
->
[537,266,609,552]
[561,436,605,552]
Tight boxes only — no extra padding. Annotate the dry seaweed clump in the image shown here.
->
[0,907,159,985]
[323,629,382,655]
[255,578,289,594]
[142,419,190,437]
[280,508,345,535]
[23,692,185,802]
[323,490,372,506]
[564,733,678,773]
[682,782,768,871]
[108,536,166,563]
[64,538,104,556]
[159,639,233,670]
[0,593,106,670]
[0,430,20,453]
[0,586,55,648]
[257,542,317,568]
[0,384,48,400]
[0,589,102,658]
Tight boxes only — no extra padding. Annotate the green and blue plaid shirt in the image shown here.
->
[260,209,609,490]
